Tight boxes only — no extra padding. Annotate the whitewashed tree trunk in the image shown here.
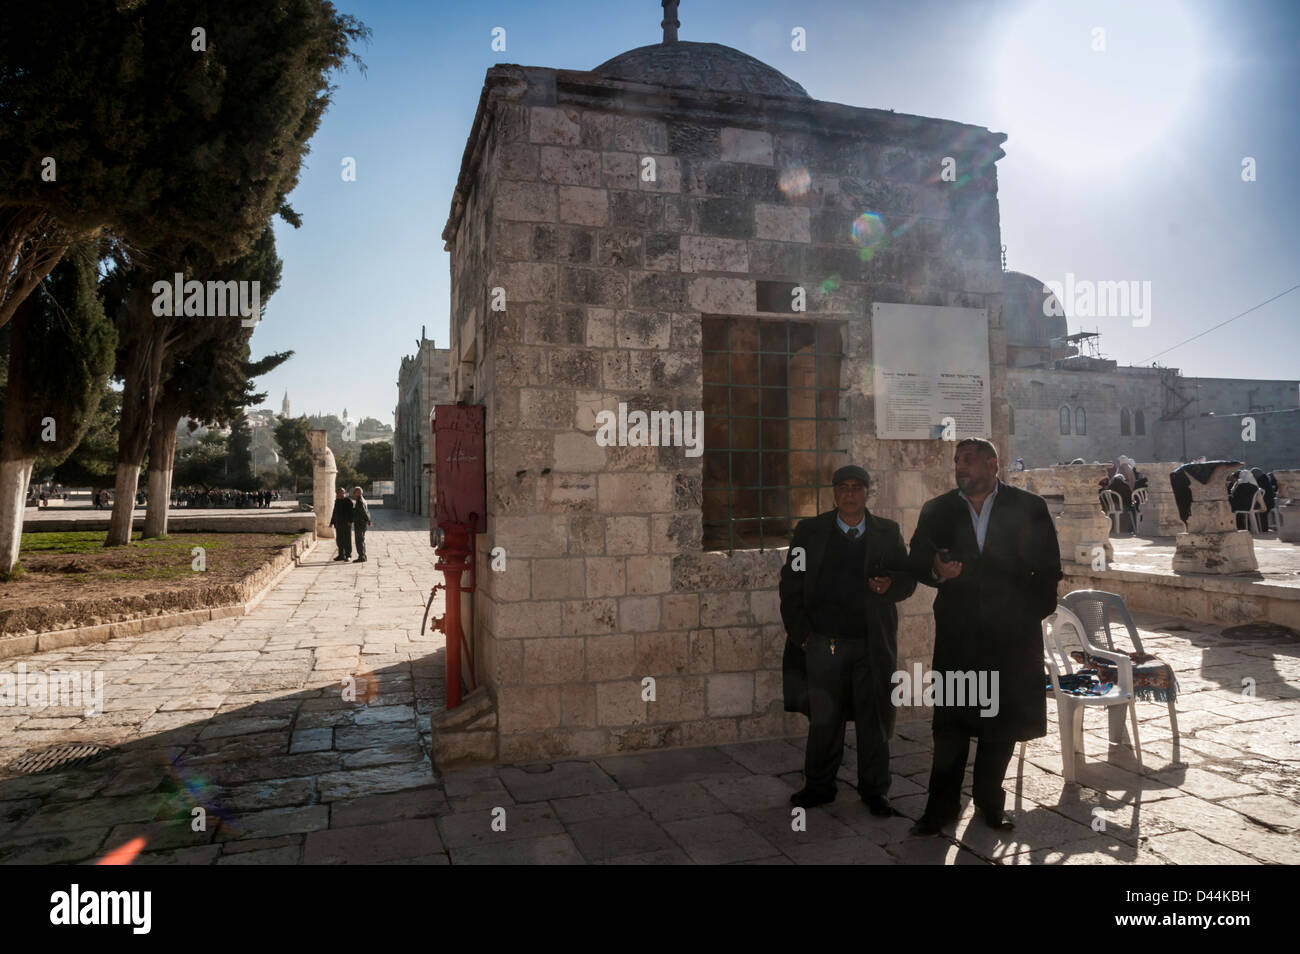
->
[105,463,142,546]
[143,465,173,538]
[0,457,35,574]
[142,423,178,538]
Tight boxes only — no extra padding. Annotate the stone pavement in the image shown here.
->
[0,508,1297,864]
[1110,533,1300,587]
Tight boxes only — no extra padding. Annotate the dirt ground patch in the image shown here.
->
[0,531,306,635]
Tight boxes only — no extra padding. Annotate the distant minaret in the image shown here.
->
[661,0,679,43]
[281,391,290,417]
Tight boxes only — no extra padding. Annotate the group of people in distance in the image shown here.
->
[170,488,279,508]
[1093,456,1282,536]
[1227,466,1280,530]
[328,486,373,563]
[25,484,67,508]
[779,437,1062,835]
[1097,454,1148,534]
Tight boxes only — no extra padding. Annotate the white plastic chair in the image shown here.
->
[1129,486,1148,535]
[1039,605,1143,782]
[1099,489,1124,535]
[1234,488,1266,533]
[1061,589,1179,762]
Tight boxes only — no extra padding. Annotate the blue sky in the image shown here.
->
[253,0,1300,425]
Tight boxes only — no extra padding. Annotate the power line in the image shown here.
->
[1142,282,1300,363]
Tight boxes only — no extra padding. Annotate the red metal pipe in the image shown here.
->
[434,522,475,708]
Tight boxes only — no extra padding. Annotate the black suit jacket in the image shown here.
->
[778,509,916,726]
[906,482,1062,742]
[329,497,353,529]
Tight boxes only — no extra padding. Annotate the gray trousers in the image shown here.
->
[353,525,366,559]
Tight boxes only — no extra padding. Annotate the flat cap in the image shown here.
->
[832,465,870,487]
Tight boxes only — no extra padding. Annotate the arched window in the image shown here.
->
[1075,407,1086,435]
[1008,405,1015,435]
[1060,406,1071,435]
[1120,407,1131,436]
[1134,409,1145,435]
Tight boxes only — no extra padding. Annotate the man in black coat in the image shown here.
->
[907,438,1062,834]
[329,487,353,561]
[351,486,372,562]
[779,465,916,813]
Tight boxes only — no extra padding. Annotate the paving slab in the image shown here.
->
[303,818,444,864]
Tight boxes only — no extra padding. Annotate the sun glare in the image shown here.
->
[994,0,1203,174]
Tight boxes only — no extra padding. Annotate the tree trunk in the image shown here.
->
[0,457,35,574]
[105,463,142,545]
[105,287,168,547]
[142,411,180,538]
[0,289,39,573]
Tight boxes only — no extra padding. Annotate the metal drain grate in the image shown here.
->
[7,743,113,776]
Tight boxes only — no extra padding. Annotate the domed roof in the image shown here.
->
[1004,270,1066,349]
[593,41,809,98]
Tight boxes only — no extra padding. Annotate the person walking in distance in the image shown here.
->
[906,438,1062,835]
[330,487,353,561]
[351,486,372,562]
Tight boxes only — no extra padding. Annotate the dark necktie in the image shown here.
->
[847,527,859,540]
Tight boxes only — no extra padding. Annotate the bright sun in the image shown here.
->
[994,0,1204,174]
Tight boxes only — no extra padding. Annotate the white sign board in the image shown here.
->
[871,302,990,440]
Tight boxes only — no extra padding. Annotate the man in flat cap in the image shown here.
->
[779,464,916,812]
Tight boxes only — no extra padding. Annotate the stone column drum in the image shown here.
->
[1138,462,1188,537]
[309,429,337,540]
[1171,462,1258,574]
[1272,468,1300,543]
[1054,465,1114,566]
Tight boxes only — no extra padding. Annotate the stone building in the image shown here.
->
[1000,272,1300,471]
[393,328,452,515]
[437,15,1012,763]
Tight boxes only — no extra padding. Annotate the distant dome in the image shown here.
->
[1004,270,1066,349]
[593,41,809,98]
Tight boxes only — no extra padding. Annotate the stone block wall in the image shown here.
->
[442,64,1010,762]
[1007,366,1300,472]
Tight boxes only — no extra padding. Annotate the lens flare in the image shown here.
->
[778,166,811,197]
[850,212,886,249]
[96,836,147,865]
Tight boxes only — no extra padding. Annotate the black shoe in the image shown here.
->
[981,811,1015,831]
[333,555,347,561]
[909,815,951,836]
[863,794,899,817]
[790,788,836,809]
[355,557,367,563]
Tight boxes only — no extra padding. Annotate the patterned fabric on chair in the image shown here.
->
[1061,591,1179,701]
[1067,650,1177,702]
